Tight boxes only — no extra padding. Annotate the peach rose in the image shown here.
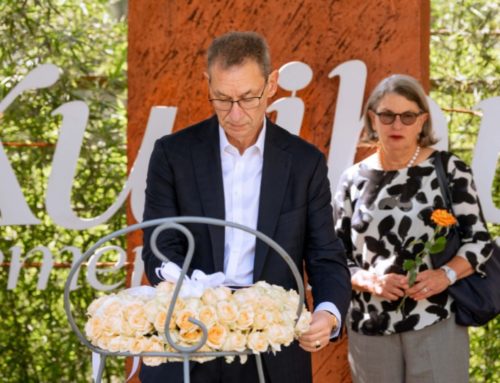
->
[179,328,203,345]
[175,308,198,332]
[235,305,254,330]
[153,309,176,333]
[199,305,218,328]
[207,324,227,349]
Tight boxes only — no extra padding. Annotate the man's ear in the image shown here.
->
[267,69,279,97]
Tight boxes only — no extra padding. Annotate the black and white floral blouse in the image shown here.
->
[334,151,493,335]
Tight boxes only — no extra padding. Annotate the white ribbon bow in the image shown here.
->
[155,262,226,298]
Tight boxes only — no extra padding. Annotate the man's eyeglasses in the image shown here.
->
[373,110,424,126]
[209,83,267,111]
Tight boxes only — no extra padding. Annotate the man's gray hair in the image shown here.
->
[207,31,271,78]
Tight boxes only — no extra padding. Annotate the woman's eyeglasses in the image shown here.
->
[373,110,424,125]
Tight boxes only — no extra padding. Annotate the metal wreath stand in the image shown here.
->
[64,217,306,383]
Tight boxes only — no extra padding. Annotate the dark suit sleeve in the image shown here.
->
[304,152,352,325]
[142,138,187,286]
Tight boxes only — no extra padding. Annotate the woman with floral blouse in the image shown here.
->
[334,74,493,383]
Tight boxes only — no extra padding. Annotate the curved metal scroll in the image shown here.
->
[64,216,306,383]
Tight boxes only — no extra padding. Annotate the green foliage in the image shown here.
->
[0,0,127,381]
[0,0,498,382]
[431,1,499,381]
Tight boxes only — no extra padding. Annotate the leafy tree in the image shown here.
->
[431,1,499,382]
[0,0,498,381]
[0,0,127,381]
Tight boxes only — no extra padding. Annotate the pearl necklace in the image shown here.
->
[378,146,420,170]
[406,146,421,168]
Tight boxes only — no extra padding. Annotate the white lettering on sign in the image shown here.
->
[0,63,498,291]
[1,244,144,291]
[1,63,498,228]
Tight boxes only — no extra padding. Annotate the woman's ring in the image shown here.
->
[423,287,428,293]
[314,340,321,349]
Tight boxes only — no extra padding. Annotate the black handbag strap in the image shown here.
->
[434,152,454,214]
[431,152,462,269]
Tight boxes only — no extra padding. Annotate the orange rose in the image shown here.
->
[431,209,457,227]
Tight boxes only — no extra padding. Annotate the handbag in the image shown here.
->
[431,152,500,327]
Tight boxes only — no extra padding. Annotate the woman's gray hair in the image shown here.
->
[207,31,271,79]
[363,74,437,146]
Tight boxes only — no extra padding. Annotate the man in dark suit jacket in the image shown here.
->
[141,31,351,383]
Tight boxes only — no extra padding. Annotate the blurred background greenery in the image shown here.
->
[0,0,498,381]
[0,0,128,381]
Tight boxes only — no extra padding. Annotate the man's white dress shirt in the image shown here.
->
[219,122,341,334]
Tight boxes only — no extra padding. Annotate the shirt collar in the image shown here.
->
[219,118,266,156]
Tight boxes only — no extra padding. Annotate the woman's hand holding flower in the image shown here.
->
[406,269,450,301]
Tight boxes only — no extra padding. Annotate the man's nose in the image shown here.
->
[228,101,245,120]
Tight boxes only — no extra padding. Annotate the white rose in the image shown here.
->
[156,281,175,295]
[294,310,312,335]
[191,345,217,364]
[247,331,269,354]
[199,305,218,328]
[253,310,273,330]
[144,299,161,323]
[233,288,260,306]
[213,286,233,301]
[223,331,247,352]
[101,298,124,317]
[129,336,149,354]
[175,308,198,332]
[235,305,254,330]
[103,313,129,336]
[85,316,104,342]
[142,335,167,367]
[216,301,238,326]
[201,288,218,306]
[266,324,294,352]
[96,335,112,351]
[184,297,202,312]
[124,302,153,336]
[87,295,110,317]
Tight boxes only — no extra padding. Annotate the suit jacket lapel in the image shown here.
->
[254,120,292,282]
[192,116,225,272]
